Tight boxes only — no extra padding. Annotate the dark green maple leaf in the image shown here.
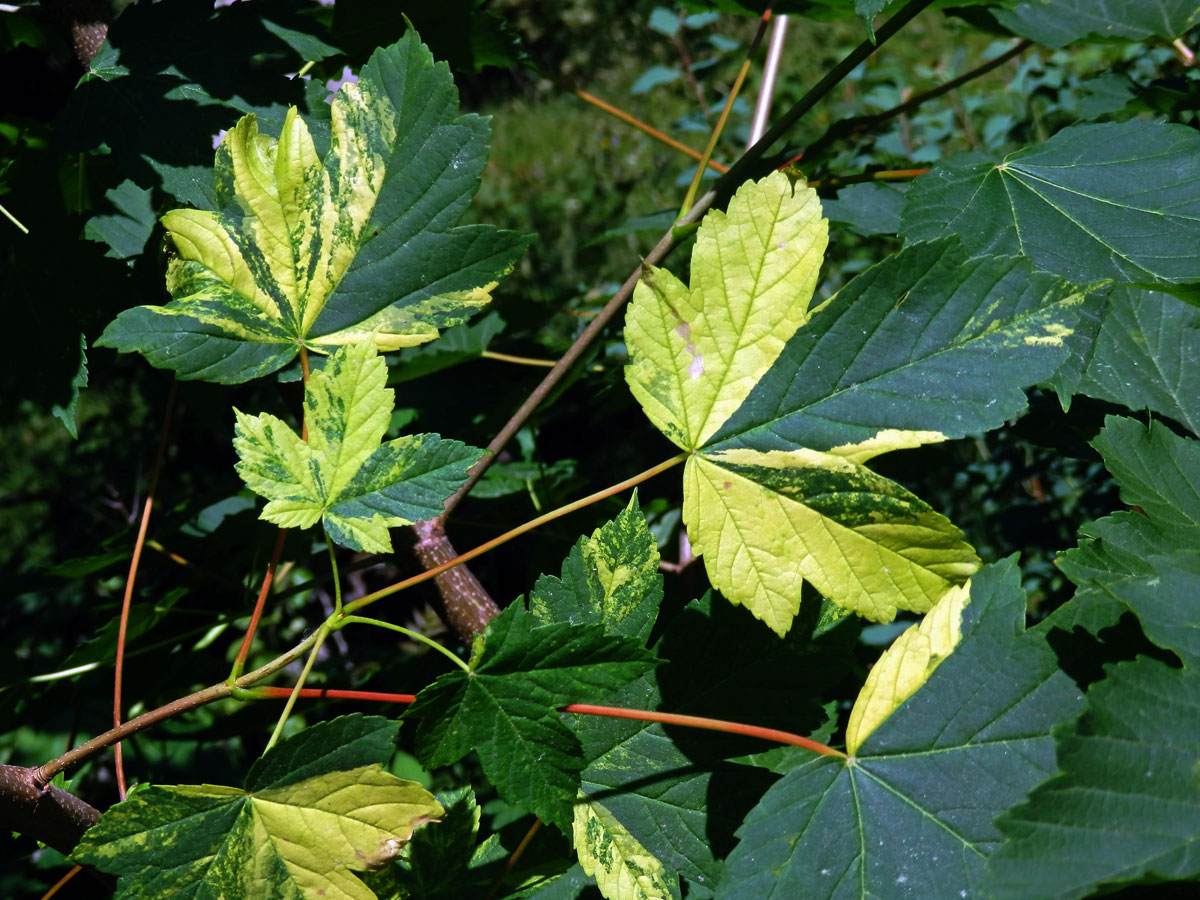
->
[984,425,1200,899]
[714,558,1083,900]
[405,603,658,832]
[899,120,1200,297]
[1049,415,1200,635]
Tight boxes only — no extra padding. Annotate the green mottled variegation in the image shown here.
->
[96,31,529,383]
[233,339,481,552]
[626,174,1088,633]
[574,791,679,900]
[529,495,661,642]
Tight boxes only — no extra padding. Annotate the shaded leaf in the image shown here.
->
[390,787,508,899]
[569,592,854,891]
[820,182,906,236]
[261,17,342,63]
[388,312,506,384]
[899,121,1200,295]
[649,9,682,36]
[984,554,1200,899]
[333,1,528,74]
[405,604,658,831]
[854,0,890,35]
[714,559,1084,900]
[1052,415,1200,632]
[55,1,314,207]
[995,0,1200,49]
[97,31,529,383]
[631,66,681,95]
[73,715,443,900]
[1074,286,1200,436]
[50,335,89,439]
[84,180,156,260]
[234,340,482,552]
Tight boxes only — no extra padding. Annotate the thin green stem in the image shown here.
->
[264,626,330,753]
[36,630,323,786]
[296,60,316,77]
[337,616,468,672]
[0,201,29,234]
[350,452,688,616]
[680,7,772,215]
[325,533,343,616]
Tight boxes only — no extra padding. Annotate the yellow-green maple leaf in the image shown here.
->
[626,175,1085,634]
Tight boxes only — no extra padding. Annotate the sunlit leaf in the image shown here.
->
[233,339,481,552]
[627,174,1086,632]
[529,495,662,642]
[844,580,968,754]
[73,716,443,900]
[574,792,680,900]
[97,31,529,383]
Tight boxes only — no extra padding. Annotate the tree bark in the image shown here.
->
[0,764,99,855]
[411,519,501,642]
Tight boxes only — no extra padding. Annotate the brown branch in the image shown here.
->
[672,14,709,116]
[411,519,500,640]
[0,765,100,856]
[0,631,318,870]
[439,193,715,520]
[409,195,714,644]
